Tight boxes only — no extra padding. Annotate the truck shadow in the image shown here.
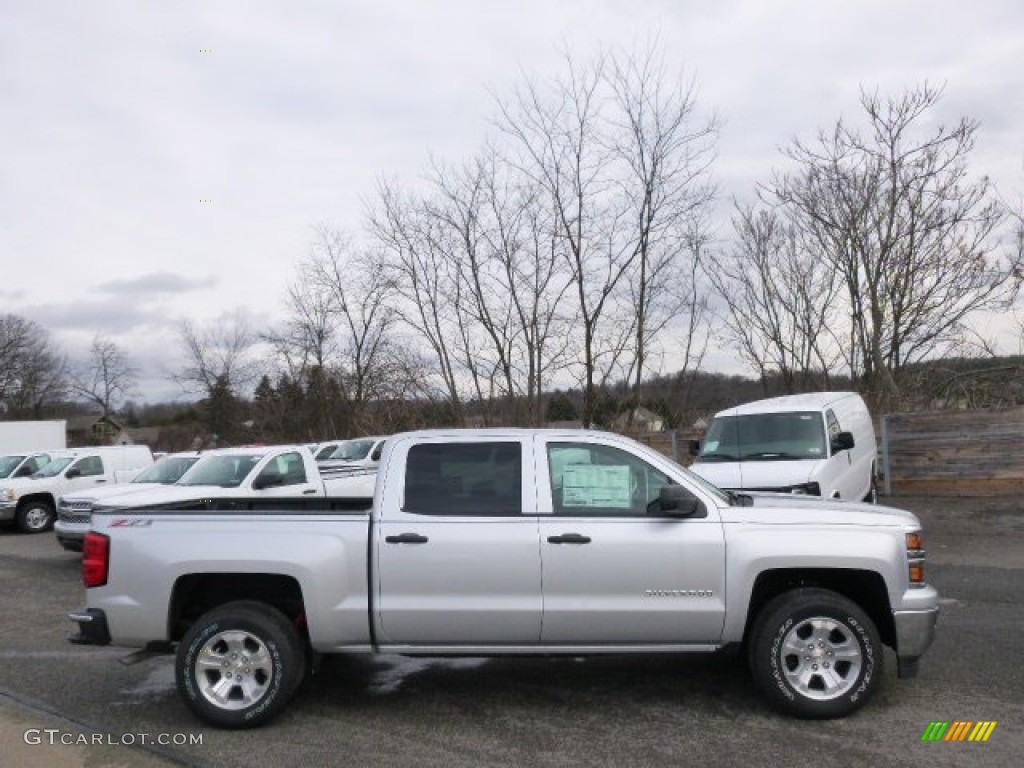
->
[300,652,757,717]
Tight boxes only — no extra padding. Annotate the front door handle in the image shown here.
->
[385,533,429,544]
[302,488,318,495]
[547,533,591,544]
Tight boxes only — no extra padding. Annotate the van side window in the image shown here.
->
[825,410,842,440]
[74,456,104,477]
[403,442,522,516]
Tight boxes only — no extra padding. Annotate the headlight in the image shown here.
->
[790,482,821,496]
[1,487,16,502]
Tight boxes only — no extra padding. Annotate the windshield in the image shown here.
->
[697,411,826,462]
[315,444,338,460]
[176,455,263,487]
[33,457,74,477]
[132,456,200,484]
[0,456,27,478]
[326,439,376,461]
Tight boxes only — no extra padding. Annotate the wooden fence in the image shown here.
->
[881,407,1024,496]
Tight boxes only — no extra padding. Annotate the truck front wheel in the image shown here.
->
[748,588,881,718]
[176,601,305,728]
[16,500,55,533]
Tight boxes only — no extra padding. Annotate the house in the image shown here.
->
[66,414,132,446]
[611,407,664,433]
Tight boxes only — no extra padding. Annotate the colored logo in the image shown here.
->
[921,721,997,742]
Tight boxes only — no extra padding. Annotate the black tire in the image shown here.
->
[748,588,882,719]
[176,601,305,729]
[16,499,55,533]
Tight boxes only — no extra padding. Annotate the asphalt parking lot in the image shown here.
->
[1,496,1022,768]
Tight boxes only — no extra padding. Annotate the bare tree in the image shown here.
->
[70,333,137,417]
[493,47,717,425]
[766,83,1018,408]
[707,204,843,392]
[176,312,261,398]
[606,50,717,416]
[0,314,68,417]
[370,181,467,420]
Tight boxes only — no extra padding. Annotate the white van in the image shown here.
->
[688,392,878,502]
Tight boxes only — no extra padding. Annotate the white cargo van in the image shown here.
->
[689,392,878,502]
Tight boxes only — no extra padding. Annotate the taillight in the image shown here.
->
[906,531,926,587]
[82,532,109,588]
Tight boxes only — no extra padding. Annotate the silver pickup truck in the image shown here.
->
[69,429,938,729]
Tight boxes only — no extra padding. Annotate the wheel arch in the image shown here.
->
[742,568,895,650]
[16,492,56,510]
[169,573,307,643]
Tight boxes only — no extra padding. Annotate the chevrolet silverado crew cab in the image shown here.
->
[69,429,938,728]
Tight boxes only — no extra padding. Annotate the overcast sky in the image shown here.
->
[2,0,1022,403]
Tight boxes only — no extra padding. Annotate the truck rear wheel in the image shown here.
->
[16,500,55,533]
[176,601,305,728]
[748,588,881,718]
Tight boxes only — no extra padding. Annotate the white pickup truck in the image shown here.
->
[69,429,938,729]
[57,445,376,550]
[0,445,153,533]
[55,451,203,552]
[0,451,59,481]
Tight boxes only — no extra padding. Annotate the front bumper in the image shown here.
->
[54,519,87,551]
[893,584,940,678]
[0,500,16,521]
[68,608,111,645]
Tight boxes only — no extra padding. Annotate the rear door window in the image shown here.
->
[403,442,522,516]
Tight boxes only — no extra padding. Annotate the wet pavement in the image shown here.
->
[1,496,1021,767]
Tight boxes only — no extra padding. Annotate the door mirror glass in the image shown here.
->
[655,485,705,518]
[831,431,855,453]
[252,470,283,490]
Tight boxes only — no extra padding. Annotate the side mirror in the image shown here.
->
[13,466,33,478]
[654,485,704,518]
[252,471,283,490]
[65,467,82,479]
[831,431,855,453]
[371,445,384,462]
[688,440,701,457]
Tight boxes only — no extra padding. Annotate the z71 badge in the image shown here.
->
[110,519,153,527]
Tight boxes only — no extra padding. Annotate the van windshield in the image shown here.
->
[697,412,826,462]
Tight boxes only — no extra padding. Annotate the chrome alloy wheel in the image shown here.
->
[23,505,52,530]
[195,630,275,711]
[778,617,863,701]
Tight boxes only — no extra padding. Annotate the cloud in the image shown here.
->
[22,299,167,335]
[96,272,217,297]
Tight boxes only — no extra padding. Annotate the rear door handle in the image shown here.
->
[547,533,591,544]
[385,533,429,544]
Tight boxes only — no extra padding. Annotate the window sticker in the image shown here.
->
[704,440,719,451]
[562,465,632,508]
